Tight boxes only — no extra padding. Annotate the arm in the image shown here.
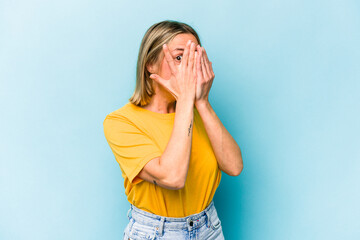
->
[138,97,194,190]
[193,45,243,176]
[137,40,198,189]
[195,100,243,176]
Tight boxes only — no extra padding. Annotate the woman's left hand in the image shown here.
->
[195,45,215,106]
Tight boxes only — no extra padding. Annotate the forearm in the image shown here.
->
[195,101,243,176]
[160,96,194,188]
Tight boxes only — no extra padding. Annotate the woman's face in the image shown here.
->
[151,33,199,82]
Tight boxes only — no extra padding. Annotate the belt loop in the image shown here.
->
[127,205,132,220]
[157,217,165,236]
[205,209,211,228]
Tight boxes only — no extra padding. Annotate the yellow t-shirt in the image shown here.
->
[103,101,222,217]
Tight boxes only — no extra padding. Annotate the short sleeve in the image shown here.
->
[103,114,162,185]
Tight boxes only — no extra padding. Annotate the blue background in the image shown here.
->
[1,0,359,239]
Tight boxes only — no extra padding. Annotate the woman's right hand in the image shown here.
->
[149,40,198,101]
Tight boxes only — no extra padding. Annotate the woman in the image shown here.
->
[103,20,243,240]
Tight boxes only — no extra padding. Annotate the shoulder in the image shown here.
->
[102,102,152,144]
[103,102,138,133]
[104,102,133,120]
[103,101,144,125]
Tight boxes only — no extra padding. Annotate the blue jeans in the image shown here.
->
[123,200,225,240]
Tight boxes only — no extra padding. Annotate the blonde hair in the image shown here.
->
[129,20,202,106]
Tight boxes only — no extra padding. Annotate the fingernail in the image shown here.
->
[187,40,191,45]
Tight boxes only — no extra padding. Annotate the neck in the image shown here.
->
[142,86,176,114]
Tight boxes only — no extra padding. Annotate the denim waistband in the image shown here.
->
[127,200,216,233]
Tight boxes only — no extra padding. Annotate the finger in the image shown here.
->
[162,44,177,74]
[193,49,197,77]
[202,46,211,64]
[150,74,177,98]
[202,46,214,77]
[181,40,191,70]
[201,47,212,78]
[188,42,196,74]
[209,61,214,78]
[200,50,209,79]
[196,45,202,80]
[149,74,167,86]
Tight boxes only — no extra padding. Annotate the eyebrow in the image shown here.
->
[172,48,198,53]
[172,48,185,52]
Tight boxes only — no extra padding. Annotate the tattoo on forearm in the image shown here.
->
[188,119,193,136]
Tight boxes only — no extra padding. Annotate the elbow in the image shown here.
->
[172,178,186,190]
[160,166,186,190]
[234,155,244,176]
[227,148,243,176]
[237,164,244,176]
[165,172,186,190]
[231,163,244,176]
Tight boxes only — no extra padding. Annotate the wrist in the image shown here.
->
[195,99,210,109]
[177,95,195,106]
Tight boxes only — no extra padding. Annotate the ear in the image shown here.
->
[146,62,157,74]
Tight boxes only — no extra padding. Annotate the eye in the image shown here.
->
[175,55,182,61]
